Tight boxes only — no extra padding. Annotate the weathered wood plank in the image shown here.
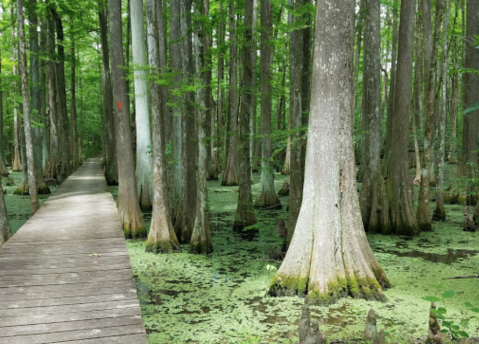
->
[0,160,147,344]
[0,325,147,344]
[0,300,140,318]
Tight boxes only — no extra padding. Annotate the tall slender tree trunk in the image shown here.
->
[358,0,390,234]
[108,0,146,238]
[190,0,213,254]
[382,0,398,176]
[0,185,11,248]
[233,0,256,231]
[255,0,280,209]
[250,0,259,172]
[168,0,183,217]
[269,0,389,302]
[130,0,153,211]
[28,0,49,194]
[222,0,240,186]
[53,10,72,183]
[46,7,59,181]
[287,0,304,241]
[387,0,419,236]
[462,0,479,230]
[17,0,39,214]
[40,20,49,174]
[447,41,459,164]
[433,0,449,222]
[215,0,225,177]
[416,0,444,231]
[412,8,423,186]
[70,20,79,172]
[0,41,8,176]
[98,2,118,185]
[145,0,179,253]
[11,6,22,173]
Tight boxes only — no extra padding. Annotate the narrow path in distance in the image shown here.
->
[0,159,148,344]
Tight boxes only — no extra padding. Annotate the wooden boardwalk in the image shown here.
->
[0,159,148,344]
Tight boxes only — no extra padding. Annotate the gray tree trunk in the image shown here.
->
[358,0,390,234]
[222,0,240,186]
[108,0,146,238]
[254,0,280,209]
[269,0,389,302]
[387,0,419,235]
[130,0,153,211]
[98,2,118,185]
[17,0,39,214]
[233,0,256,231]
[145,0,180,253]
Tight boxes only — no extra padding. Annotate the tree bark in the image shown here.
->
[287,0,304,241]
[46,7,59,181]
[17,0,39,214]
[233,0,256,231]
[0,180,11,249]
[358,0,390,234]
[28,0,49,194]
[447,41,459,164]
[0,39,8,176]
[70,19,79,172]
[382,0,398,176]
[11,5,22,173]
[222,0,240,186]
[145,0,180,253]
[387,0,419,236]
[255,0,280,209]
[53,9,72,183]
[416,0,444,231]
[130,0,153,211]
[269,0,389,302]
[174,0,197,244]
[98,2,118,185]
[433,0,449,222]
[190,0,213,254]
[108,0,146,238]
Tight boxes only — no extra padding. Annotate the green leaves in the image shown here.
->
[463,101,479,115]
[442,290,455,299]
[423,296,441,302]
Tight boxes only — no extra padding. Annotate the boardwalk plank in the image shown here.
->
[0,160,148,344]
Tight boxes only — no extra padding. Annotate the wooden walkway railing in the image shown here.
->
[0,159,148,344]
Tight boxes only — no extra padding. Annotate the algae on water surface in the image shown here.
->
[127,172,479,343]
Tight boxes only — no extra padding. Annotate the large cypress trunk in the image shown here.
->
[145,0,179,253]
[269,0,389,303]
[174,0,197,244]
[0,186,11,248]
[387,0,419,236]
[130,0,153,212]
[108,0,146,238]
[358,0,390,234]
[233,0,256,231]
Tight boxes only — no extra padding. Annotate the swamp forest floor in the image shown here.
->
[4,164,479,344]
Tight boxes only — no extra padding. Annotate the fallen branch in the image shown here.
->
[444,275,479,280]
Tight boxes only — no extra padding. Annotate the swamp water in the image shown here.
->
[112,173,479,343]
[3,168,478,343]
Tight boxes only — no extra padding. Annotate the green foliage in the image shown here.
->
[423,288,478,341]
